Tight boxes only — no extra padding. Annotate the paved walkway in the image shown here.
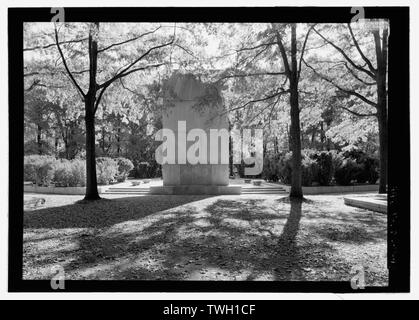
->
[344,194,387,214]
[103,178,288,195]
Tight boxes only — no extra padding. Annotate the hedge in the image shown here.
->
[263,149,379,186]
[24,155,133,187]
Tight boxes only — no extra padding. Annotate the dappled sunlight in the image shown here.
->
[23,194,387,285]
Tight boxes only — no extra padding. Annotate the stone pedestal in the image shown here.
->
[150,72,241,195]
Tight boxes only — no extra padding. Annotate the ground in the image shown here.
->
[23,192,388,285]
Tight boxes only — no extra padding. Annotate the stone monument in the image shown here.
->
[150,72,241,195]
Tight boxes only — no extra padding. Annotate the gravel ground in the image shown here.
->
[23,192,388,285]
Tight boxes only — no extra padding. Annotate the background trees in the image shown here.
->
[24,21,388,197]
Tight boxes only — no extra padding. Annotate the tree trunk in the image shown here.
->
[54,129,59,156]
[289,85,303,198]
[377,109,387,193]
[84,100,100,200]
[376,72,387,193]
[84,24,100,200]
[37,124,42,154]
[117,127,121,156]
[289,24,303,198]
[373,25,388,194]
[101,126,106,154]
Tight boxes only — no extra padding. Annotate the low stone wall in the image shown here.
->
[150,185,242,195]
[24,185,104,195]
[344,196,387,214]
[281,184,379,194]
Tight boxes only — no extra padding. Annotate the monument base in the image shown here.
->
[149,185,242,195]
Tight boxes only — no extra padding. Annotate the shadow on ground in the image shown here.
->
[23,194,388,284]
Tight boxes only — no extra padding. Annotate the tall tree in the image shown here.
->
[217,23,314,198]
[25,22,174,199]
[304,21,388,193]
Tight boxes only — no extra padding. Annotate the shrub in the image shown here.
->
[96,157,118,185]
[301,156,318,186]
[131,161,161,179]
[24,155,38,182]
[278,152,292,185]
[24,155,56,186]
[276,151,317,187]
[70,159,86,186]
[334,159,361,186]
[310,152,332,185]
[53,160,73,187]
[343,149,379,184]
[262,154,282,182]
[362,157,379,184]
[116,157,134,182]
[53,159,86,187]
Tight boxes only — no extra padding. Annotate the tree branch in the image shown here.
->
[303,59,377,107]
[275,31,291,78]
[24,37,88,51]
[97,26,161,53]
[313,27,376,79]
[236,41,276,52]
[218,88,290,118]
[339,105,376,117]
[297,24,316,81]
[217,71,286,82]
[98,63,166,89]
[98,40,173,89]
[347,23,376,74]
[54,26,86,97]
[343,62,376,86]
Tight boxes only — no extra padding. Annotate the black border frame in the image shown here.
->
[9,6,410,293]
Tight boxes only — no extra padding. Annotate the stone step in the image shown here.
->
[104,190,149,194]
[242,191,287,194]
[106,188,150,192]
[242,187,285,190]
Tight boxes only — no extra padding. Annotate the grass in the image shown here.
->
[23,193,387,285]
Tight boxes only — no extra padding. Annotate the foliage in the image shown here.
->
[24,155,56,186]
[334,158,360,186]
[53,159,86,187]
[23,22,386,190]
[96,157,118,185]
[263,149,377,187]
[116,157,134,182]
[131,160,162,179]
[343,148,379,184]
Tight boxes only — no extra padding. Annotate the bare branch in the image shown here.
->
[54,26,86,97]
[94,85,109,114]
[119,79,153,113]
[236,41,276,53]
[216,71,286,82]
[94,62,165,113]
[339,105,377,117]
[313,27,376,79]
[347,23,376,74]
[297,24,316,81]
[219,88,290,118]
[97,26,161,53]
[98,40,173,89]
[24,37,88,51]
[343,63,376,86]
[99,63,166,89]
[275,31,291,78]
[24,69,89,77]
[303,59,377,107]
